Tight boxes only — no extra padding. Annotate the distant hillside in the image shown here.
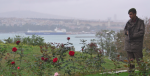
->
[0,10,73,19]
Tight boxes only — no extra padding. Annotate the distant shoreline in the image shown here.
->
[0,32,96,35]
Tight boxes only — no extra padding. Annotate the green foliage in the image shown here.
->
[0,37,121,76]
[4,35,45,46]
[96,30,118,59]
[1,33,150,76]
[0,40,4,43]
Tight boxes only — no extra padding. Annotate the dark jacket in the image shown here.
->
[124,16,145,52]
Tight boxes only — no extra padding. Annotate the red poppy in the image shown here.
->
[11,61,15,65]
[69,51,75,56]
[41,57,45,61]
[53,58,58,63]
[67,37,70,40]
[17,67,20,69]
[16,41,20,45]
[12,47,17,52]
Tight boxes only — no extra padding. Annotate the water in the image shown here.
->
[0,33,97,51]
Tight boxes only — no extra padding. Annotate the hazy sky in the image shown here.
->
[0,0,150,20]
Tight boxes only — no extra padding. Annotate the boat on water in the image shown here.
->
[25,27,67,35]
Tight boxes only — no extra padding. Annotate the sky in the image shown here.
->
[0,0,150,21]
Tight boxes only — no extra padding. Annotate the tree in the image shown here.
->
[96,30,118,59]
[115,30,127,60]
[143,18,150,52]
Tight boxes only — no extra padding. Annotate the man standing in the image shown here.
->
[124,8,145,75]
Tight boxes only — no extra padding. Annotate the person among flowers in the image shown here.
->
[124,8,146,76]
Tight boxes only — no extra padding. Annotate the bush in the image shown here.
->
[0,40,4,43]
[0,37,108,76]
[4,35,45,46]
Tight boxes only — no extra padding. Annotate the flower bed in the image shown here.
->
[0,36,149,76]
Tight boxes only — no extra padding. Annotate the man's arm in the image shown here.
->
[130,21,145,39]
[124,23,128,35]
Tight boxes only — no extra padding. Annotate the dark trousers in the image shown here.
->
[127,51,145,72]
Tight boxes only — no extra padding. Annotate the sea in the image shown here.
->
[0,33,97,51]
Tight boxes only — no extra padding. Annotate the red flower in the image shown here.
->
[82,48,83,51]
[89,43,97,48]
[40,46,42,49]
[11,61,15,65]
[41,57,45,61]
[12,47,17,52]
[16,41,20,45]
[7,53,9,55]
[44,58,48,62]
[53,58,58,63]
[51,46,55,50]
[69,51,75,56]
[67,37,70,40]
[99,50,103,54]
[17,67,20,69]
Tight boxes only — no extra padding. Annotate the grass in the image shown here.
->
[0,43,128,76]
[85,72,129,76]
[85,71,150,76]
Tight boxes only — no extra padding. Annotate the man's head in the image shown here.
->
[128,8,137,20]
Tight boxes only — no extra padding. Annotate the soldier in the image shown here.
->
[124,8,146,76]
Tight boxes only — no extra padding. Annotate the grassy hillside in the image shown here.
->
[0,43,127,76]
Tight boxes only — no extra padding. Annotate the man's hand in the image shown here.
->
[127,31,128,35]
